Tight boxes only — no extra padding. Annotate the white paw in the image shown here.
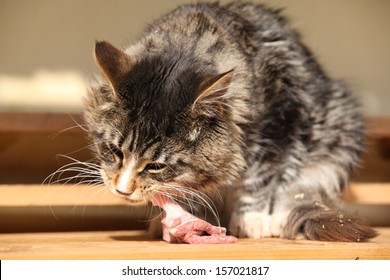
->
[270,211,289,237]
[229,212,271,238]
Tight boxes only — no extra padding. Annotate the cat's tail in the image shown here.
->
[283,201,377,242]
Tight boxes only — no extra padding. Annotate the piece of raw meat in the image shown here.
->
[151,194,238,244]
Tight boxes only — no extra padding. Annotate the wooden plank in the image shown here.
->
[0,112,84,133]
[0,184,126,206]
[342,183,390,204]
[366,117,390,139]
[0,228,389,260]
[1,183,389,207]
[0,205,146,233]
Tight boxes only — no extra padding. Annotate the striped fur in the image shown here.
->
[84,2,376,241]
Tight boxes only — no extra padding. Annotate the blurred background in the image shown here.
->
[0,0,389,233]
[0,0,389,115]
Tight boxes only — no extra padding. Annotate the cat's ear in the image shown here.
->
[192,69,234,114]
[94,40,135,91]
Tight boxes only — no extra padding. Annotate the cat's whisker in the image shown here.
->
[69,115,89,132]
[156,165,212,214]
[56,155,101,169]
[44,167,101,184]
[145,190,165,223]
[50,125,83,139]
[156,185,221,227]
[50,165,100,175]
[59,143,100,158]
[82,183,109,205]
[48,164,100,178]
[51,175,102,187]
[178,188,221,226]
[43,154,103,187]
[160,188,192,210]
[49,114,89,139]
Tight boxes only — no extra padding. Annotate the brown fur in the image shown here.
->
[83,2,377,242]
[284,203,377,242]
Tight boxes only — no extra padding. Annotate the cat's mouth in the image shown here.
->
[110,186,149,205]
[122,195,149,205]
[109,181,193,205]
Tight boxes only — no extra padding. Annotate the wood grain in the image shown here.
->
[1,183,389,207]
[0,112,84,133]
[366,117,390,139]
[342,183,390,204]
[0,184,126,207]
[0,228,389,260]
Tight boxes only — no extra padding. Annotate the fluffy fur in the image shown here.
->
[84,2,376,241]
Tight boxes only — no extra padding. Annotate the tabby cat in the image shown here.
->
[84,2,376,241]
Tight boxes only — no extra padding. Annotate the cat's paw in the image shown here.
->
[229,211,271,238]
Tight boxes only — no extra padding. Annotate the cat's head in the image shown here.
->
[84,40,246,205]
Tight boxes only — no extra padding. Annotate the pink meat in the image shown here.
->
[151,194,237,244]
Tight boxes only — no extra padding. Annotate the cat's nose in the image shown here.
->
[115,187,142,201]
[116,189,130,196]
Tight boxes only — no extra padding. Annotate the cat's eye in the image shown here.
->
[143,162,167,174]
[108,144,124,164]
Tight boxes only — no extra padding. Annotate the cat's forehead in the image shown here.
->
[89,54,208,152]
[120,56,201,119]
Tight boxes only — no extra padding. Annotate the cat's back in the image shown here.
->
[138,2,290,54]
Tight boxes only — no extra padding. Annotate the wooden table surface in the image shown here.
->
[1,228,389,260]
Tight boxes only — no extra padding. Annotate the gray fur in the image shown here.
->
[84,2,376,241]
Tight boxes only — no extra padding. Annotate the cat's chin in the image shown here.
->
[117,192,150,205]
[107,186,150,205]
[119,193,150,206]
[123,198,148,206]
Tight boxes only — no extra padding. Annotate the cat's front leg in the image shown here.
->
[229,210,270,238]
[228,189,278,238]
